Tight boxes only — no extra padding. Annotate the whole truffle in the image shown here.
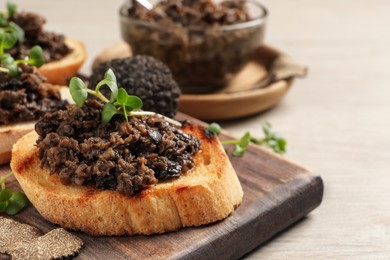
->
[89,55,181,118]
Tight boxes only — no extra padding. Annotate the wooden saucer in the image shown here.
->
[179,79,292,121]
[92,43,305,121]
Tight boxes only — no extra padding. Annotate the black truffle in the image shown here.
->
[89,55,181,118]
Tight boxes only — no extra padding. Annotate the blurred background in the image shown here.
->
[8,0,390,258]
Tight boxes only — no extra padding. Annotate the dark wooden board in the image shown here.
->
[0,114,323,259]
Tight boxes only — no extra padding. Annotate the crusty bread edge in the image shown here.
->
[38,38,87,85]
[0,124,34,164]
[0,87,71,165]
[11,126,243,236]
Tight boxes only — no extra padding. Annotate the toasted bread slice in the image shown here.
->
[0,87,71,165]
[0,122,35,165]
[11,125,243,236]
[38,38,87,85]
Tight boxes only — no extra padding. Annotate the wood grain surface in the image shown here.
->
[5,0,390,258]
[0,119,323,259]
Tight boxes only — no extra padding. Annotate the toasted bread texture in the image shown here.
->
[0,122,34,165]
[38,38,87,85]
[11,125,243,236]
[0,87,71,165]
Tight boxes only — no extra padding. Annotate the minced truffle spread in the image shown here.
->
[35,99,201,196]
[0,65,67,125]
[128,0,250,27]
[122,0,264,91]
[8,11,71,62]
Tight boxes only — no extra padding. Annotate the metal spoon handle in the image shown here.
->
[135,0,153,10]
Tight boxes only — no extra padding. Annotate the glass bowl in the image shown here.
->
[119,1,267,93]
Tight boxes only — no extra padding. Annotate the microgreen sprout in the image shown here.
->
[0,172,29,215]
[250,122,287,154]
[69,69,181,126]
[222,131,252,157]
[0,2,18,26]
[206,122,221,135]
[208,122,287,157]
[0,2,45,76]
[0,45,45,76]
[6,2,16,17]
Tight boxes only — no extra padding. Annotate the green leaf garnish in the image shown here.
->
[0,172,29,215]
[262,121,271,136]
[1,45,45,75]
[229,132,251,157]
[7,62,18,76]
[238,131,251,148]
[69,77,88,107]
[27,45,45,67]
[116,87,128,105]
[102,102,119,124]
[9,21,23,42]
[6,191,29,215]
[1,31,17,49]
[0,187,12,202]
[95,69,118,102]
[251,122,287,154]
[69,69,145,124]
[207,122,221,135]
[0,201,8,212]
[0,14,7,27]
[0,53,13,65]
[6,2,17,17]
[117,88,143,109]
[209,122,287,157]
[231,145,245,157]
[0,6,44,77]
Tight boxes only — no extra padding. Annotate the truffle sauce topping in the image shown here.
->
[128,0,250,27]
[0,65,67,125]
[35,99,201,196]
[8,11,71,62]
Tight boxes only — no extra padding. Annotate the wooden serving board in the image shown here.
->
[0,114,323,259]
